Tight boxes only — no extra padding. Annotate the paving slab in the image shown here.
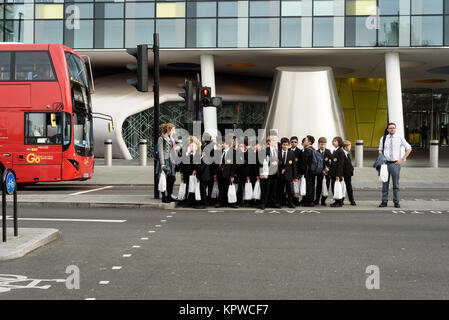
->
[0,228,60,261]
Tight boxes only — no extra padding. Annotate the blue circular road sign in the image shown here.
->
[5,171,16,195]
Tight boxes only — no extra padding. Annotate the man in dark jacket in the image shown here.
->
[215,136,238,208]
[315,137,332,206]
[330,136,345,207]
[302,135,316,207]
[289,136,303,206]
[278,137,298,208]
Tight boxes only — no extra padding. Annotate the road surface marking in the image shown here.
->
[99,281,110,285]
[69,186,113,196]
[132,245,141,248]
[85,298,96,300]
[160,220,167,222]
[112,266,122,270]
[148,230,155,233]
[140,237,149,240]
[7,217,126,223]
[155,225,162,227]
[122,254,132,258]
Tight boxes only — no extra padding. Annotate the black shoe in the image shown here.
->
[303,203,315,207]
[287,202,295,208]
[258,205,265,210]
[330,202,342,207]
[195,205,206,209]
[215,204,223,208]
[229,204,238,209]
[274,203,281,208]
[162,197,170,203]
[321,201,327,206]
[350,201,357,206]
[394,203,400,208]
[379,202,387,207]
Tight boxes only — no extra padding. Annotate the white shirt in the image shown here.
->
[378,134,412,161]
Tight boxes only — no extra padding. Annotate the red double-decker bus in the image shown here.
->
[0,43,96,184]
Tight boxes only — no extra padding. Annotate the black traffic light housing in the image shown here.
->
[200,86,211,107]
[178,79,194,112]
[126,44,148,92]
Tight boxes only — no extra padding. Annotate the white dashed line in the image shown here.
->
[148,230,155,233]
[99,281,110,285]
[155,225,162,227]
[160,220,167,222]
[112,266,122,270]
[166,216,172,218]
[171,212,176,214]
[85,298,96,300]
[122,254,132,258]
[140,237,149,240]
[132,245,141,248]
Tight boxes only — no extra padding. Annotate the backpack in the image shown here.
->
[308,147,324,175]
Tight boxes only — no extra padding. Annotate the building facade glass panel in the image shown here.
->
[156,18,185,47]
[34,20,63,43]
[378,16,399,46]
[345,16,377,46]
[313,16,344,47]
[411,0,443,15]
[64,3,93,19]
[125,19,154,48]
[250,0,280,17]
[411,15,443,46]
[346,0,376,16]
[3,4,33,19]
[187,1,216,17]
[218,1,248,17]
[313,0,344,16]
[64,19,93,49]
[156,2,185,18]
[249,17,279,47]
[94,19,124,48]
[94,3,124,19]
[281,17,302,46]
[35,4,63,19]
[125,3,154,19]
[378,0,399,15]
[187,18,216,47]
[281,0,312,17]
[218,17,248,47]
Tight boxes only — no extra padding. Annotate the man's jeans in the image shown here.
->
[382,163,401,204]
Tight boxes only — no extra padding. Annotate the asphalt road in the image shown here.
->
[1,205,449,300]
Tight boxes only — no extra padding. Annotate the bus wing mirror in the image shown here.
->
[108,122,115,132]
[50,113,57,127]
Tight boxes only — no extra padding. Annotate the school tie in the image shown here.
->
[220,151,226,170]
[347,153,351,165]
[283,151,286,164]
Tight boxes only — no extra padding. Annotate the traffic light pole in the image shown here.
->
[153,33,160,200]
[195,73,201,121]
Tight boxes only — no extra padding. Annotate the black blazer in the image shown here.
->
[318,148,333,171]
[279,149,297,181]
[216,148,237,179]
[303,146,315,176]
[329,147,345,178]
[343,151,354,177]
[258,147,280,177]
[289,147,304,177]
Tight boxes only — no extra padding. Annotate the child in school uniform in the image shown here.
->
[342,140,356,206]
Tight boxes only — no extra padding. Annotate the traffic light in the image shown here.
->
[200,86,211,107]
[178,79,194,111]
[126,44,148,92]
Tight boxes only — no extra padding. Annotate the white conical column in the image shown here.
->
[200,55,218,139]
[385,52,405,139]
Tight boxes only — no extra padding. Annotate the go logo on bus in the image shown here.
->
[26,153,41,164]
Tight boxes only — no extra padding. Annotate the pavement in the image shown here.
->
[0,228,60,261]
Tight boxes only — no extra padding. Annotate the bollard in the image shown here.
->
[139,139,148,166]
[430,140,439,168]
[355,140,364,168]
[2,168,18,242]
[104,139,112,166]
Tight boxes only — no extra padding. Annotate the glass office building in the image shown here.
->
[1,0,449,49]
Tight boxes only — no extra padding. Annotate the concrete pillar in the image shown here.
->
[385,52,405,138]
[430,140,439,168]
[355,140,363,168]
[139,139,147,166]
[104,139,112,166]
[200,55,218,139]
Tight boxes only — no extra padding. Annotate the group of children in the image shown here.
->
[163,132,356,210]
